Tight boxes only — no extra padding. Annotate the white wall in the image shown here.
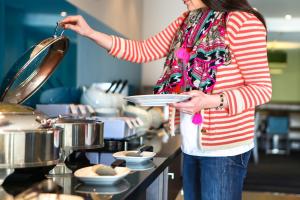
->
[67,0,142,39]
[141,0,185,86]
[76,11,141,89]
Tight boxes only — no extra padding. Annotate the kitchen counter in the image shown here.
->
[0,133,182,200]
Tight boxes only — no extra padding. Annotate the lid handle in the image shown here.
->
[53,22,65,38]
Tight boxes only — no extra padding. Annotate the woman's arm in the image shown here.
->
[223,11,272,115]
[108,13,188,63]
[61,13,188,64]
[60,15,113,50]
[173,12,272,115]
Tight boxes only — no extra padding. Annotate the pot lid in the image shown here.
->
[0,103,34,114]
[0,24,69,104]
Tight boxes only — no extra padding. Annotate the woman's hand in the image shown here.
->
[172,90,225,114]
[60,15,113,51]
[60,15,95,38]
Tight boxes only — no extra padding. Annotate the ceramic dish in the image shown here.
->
[113,151,156,163]
[74,164,131,185]
[75,179,130,195]
[126,160,156,171]
[124,94,191,106]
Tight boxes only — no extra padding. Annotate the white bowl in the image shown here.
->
[126,160,155,171]
[75,179,130,195]
[74,164,131,185]
[113,151,156,164]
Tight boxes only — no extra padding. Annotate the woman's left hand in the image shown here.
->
[172,90,220,114]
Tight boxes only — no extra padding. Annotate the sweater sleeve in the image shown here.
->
[108,12,188,63]
[223,12,272,115]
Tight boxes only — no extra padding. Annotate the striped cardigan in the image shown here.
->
[109,11,272,150]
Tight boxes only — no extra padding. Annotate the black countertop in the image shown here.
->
[0,133,182,200]
[48,157,167,200]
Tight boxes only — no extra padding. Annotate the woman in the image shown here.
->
[61,0,272,199]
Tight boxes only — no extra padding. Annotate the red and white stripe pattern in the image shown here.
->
[109,11,272,149]
[109,12,188,63]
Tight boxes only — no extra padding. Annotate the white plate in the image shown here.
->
[74,164,131,185]
[124,94,191,106]
[126,160,156,171]
[113,151,156,163]
[75,179,130,195]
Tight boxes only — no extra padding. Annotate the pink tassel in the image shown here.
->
[192,112,203,125]
[175,47,190,64]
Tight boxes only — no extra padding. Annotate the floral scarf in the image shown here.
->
[154,9,231,95]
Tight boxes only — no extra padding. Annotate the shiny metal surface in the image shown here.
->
[15,179,84,200]
[55,118,104,151]
[0,36,69,104]
[49,119,104,175]
[0,103,34,114]
[0,125,63,183]
[0,128,62,168]
[0,113,43,131]
[0,104,62,169]
[0,26,69,183]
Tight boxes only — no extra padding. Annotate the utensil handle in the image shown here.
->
[118,80,128,94]
[112,79,122,93]
[111,159,126,168]
[54,22,65,38]
[105,80,117,93]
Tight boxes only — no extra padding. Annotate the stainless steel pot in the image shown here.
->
[0,24,69,183]
[47,117,104,174]
[0,124,62,169]
[0,104,63,184]
[55,118,104,151]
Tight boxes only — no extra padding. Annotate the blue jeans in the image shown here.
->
[182,150,251,200]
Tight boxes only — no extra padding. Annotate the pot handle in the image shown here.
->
[53,22,65,38]
[36,115,59,128]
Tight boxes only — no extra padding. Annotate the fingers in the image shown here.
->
[172,102,194,111]
[186,90,204,97]
[60,15,82,25]
[63,24,80,33]
[59,15,85,31]
[170,94,202,113]
[59,15,91,36]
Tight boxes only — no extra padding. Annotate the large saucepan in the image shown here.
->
[0,25,69,184]
[55,118,104,151]
[48,117,104,174]
[0,104,64,184]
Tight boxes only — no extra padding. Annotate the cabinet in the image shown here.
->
[167,153,182,200]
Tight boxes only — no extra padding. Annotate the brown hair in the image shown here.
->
[202,0,266,28]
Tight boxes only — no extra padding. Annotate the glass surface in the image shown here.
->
[13,157,166,200]
[73,158,165,199]
[4,133,182,199]
[0,37,68,104]
[0,43,49,101]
